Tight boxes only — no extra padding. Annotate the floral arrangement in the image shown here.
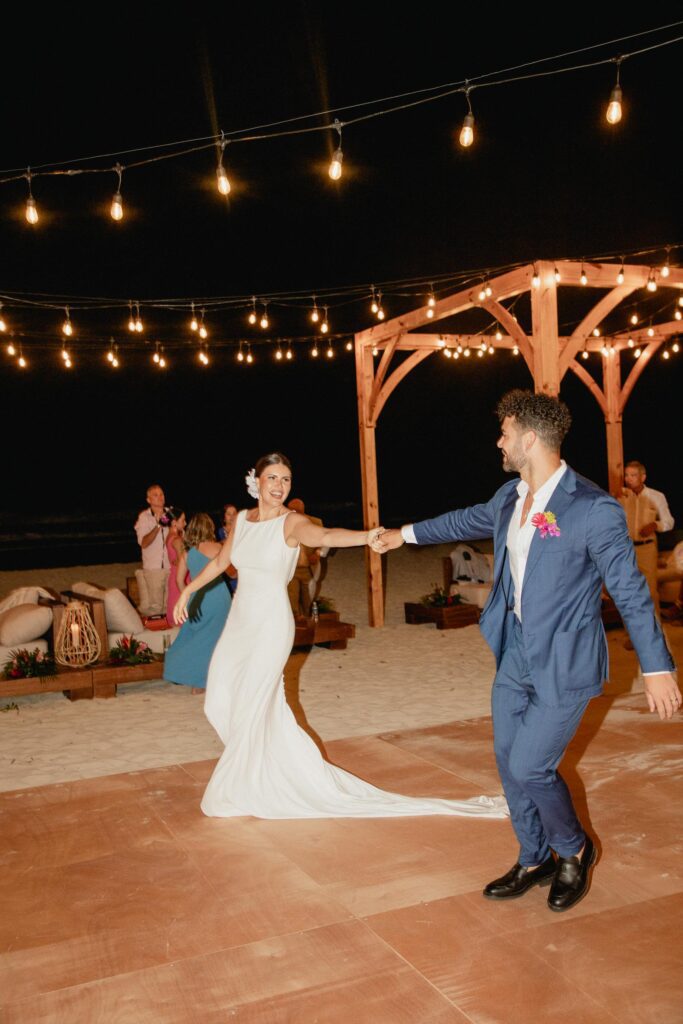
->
[2,648,56,680]
[531,511,561,538]
[420,584,462,608]
[108,635,156,666]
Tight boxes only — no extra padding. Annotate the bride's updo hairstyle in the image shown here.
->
[255,452,292,477]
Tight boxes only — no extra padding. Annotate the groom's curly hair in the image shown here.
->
[496,389,571,450]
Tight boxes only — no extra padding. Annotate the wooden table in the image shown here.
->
[293,611,356,650]
[404,601,480,630]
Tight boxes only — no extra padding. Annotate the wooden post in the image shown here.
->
[602,348,624,496]
[530,261,560,395]
[355,335,384,626]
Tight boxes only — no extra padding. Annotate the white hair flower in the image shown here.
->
[245,468,260,500]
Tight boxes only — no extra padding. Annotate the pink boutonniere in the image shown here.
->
[531,511,561,538]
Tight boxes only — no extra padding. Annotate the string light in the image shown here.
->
[630,312,639,325]
[128,302,136,332]
[106,339,115,364]
[159,354,167,368]
[647,325,655,338]
[478,283,487,302]
[370,287,378,315]
[580,265,587,286]
[634,346,641,358]
[672,342,680,353]
[371,345,378,357]
[661,248,671,277]
[679,297,683,308]
[345,340,353,351]
[458,87,475,147]
[593,327,601,337]
[328,119,343,181]
[153,342,160,364]
[554,266,561,283]
[320,307,329,334]
[61,346,70,362]
[246,345,254,364]
[110,163,124,221]
[326,342,334,359]
[675,308,682,321]
[275,341,283,361]
[606,59,623,125]
[601,343,609,357]
[198,308,208,339]
[310,297,320,323]
[376,292,385,320]
[135,303,143,332]
[190,302,199,331]
[248,298,257,326]
[427,287,436,307]
[646,270,657,292]
[443,347,452,358]
[25,168,38,225]
[286,344,293,360]
[237,341,245,362]
[617,259,625,285]
[463,346,471,357]
[495,329,503,342]
[312,343,320,358]
[198,347,210,365]
[260,304,269,330]
[453,350,460,360]
[512,345,519,356]
[18,350,27,368]
[581,346,589,360]
[488,344,494,355]
[62,307,73,337]
[477,348,484,358]
[216,135,231,196]
[532,266,540,289]
[0,310,5,333]
[662,349,670,360]
[627,337,634,347]
[7,342,16,356]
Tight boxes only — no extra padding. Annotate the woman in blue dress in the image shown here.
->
[163,513,231,694]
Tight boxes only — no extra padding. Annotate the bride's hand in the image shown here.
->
[173,589,191,625]
[367,527,387,553]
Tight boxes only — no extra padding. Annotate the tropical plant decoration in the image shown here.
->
[2,648,57,680]
[108,635,156,666]
[420,584,462,608]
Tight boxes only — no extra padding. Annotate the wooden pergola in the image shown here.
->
[354,259,683,626]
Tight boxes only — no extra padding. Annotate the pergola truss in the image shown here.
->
[354,260,683,626]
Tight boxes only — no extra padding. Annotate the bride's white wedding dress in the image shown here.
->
[201,510,507,820]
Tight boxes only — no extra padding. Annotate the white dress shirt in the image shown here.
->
[507,461,567,621]
[641,486,674,533]
[134,509,168,570]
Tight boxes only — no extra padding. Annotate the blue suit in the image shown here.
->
[414,466,674,862]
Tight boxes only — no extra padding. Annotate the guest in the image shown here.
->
[134,484,171,615]
[286,497,323,618]
[165,509,187,623]
[163,513,231,694]
[619,461,674,616]
[217,503,239,596]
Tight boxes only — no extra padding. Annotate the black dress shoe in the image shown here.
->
[547,835,597,912]
[483,855,556,900]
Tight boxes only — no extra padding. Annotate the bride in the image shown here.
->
[174,452,507,820]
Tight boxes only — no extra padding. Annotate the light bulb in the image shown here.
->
[275,348,283,361]
[345,340,353,351]
[248,311,256,325]
[459,113,474,148]
[260,315,269,329]
[237,349,244,362]
[311,306,319,323]
[478,287,487,302]
[312,345,319,358]
[26,197,38,225]
[216,165,231,196]
[581,349,589,360]
[190,316,198,331]
[485,284,493,297]
[554,267,561,283]
[488,345,494,355]
[672,342,680,353]
[7,342,16,356]
[107,350,114,363]
[159,357,167,368]
[512,345,519,356]
[675,309,682,321]
[0,318,5,332]
[628,337,634,347]
[426,307,434,318]
[286,348,293,360]
[606,85,623,125]
[135,318,143,332]
[371,346,378,357]
[453,351,460,360]
[532,271,540,289]
[647,276,657,293]
[377,308,385,321]
[428,293,436,307]
[63,319,73,337]
[321,320,329,334]
[444,348,452,358]
[634,348,641,358]
[617,264,625,285]
[153,352,160,364]
[128,316,136,331]
[630,313,638,325]
[328,148,343,181]
[246,351,253,364]
[18,356,27,367]
[601,345,609,357]
[199,325,208,339]
[580,268,587,286]
[647,326,655,338]
[64,357,72,368]
[464,347,471,357]
[61,347,69,361]
[370,299,378,314]
[679,297,683,307]
[112,357,120,367]
[480,341,487,351]
[477,348,484,358]
[663,350,670,360]
[110,192,123,221]
[495,330,503,342]
[661,261,670,278]
[326,346,334,358]
[593,328,600,337]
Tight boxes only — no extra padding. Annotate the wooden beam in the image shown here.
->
[558,284,635,378]
[568,359,607,415]
[554,261,683,289]
[370,349,435,426]
[530,261,560,395]
[478,297,534,373]
[354,334,383,626]
[355,264,532,348]
[602,348,624,497]
[369,333,402,417]
[619,338,667,414]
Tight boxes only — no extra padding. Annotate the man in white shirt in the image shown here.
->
[623,461,674,535]
[134,484,170,614]
[379,390,679,914]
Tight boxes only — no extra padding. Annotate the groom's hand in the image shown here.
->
[644,672,681,720]
[380,529,405,551]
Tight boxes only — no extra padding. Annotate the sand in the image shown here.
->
[0,545,678,793]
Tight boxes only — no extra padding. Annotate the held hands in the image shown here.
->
[366,527,406,553]
[644,672,681,720]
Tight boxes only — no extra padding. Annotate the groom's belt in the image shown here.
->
[633,538,655,546]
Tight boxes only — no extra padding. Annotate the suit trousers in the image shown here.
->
[492,617,589,865]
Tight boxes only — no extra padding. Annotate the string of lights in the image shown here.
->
[2,24,682,224]
[2,247,681,371]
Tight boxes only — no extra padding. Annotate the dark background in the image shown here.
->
[1,7,681,566]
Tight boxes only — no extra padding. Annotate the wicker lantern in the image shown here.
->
[55,600,102,667]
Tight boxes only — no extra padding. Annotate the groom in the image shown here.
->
[380,390,679,912]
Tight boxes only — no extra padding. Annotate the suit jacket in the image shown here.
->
[413,466,674,707]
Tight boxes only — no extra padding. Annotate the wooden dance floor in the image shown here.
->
[2,677,682,1021]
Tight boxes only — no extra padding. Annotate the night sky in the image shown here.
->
[2,8,681,558]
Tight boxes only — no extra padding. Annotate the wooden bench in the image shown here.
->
[404,601,480,630]
[293,611,356,650]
